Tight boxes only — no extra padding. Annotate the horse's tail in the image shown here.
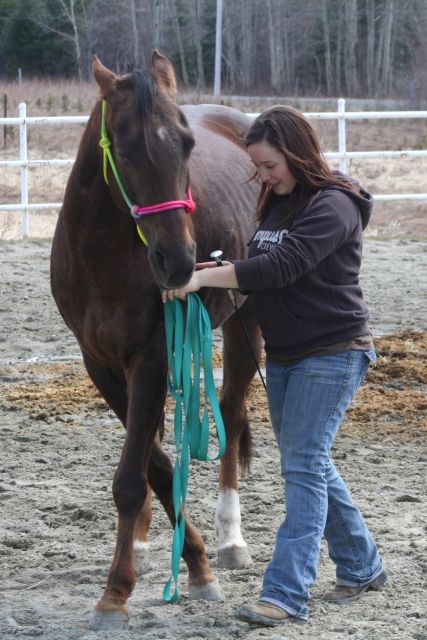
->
[238,421,252,477]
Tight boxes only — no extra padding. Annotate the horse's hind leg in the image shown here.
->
[216,301,262,568]
[148,441,224,601]
[133,480,152,574]
[82,353,153,574]
[133,430,166,574]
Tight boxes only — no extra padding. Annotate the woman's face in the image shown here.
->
[248,140,297,195]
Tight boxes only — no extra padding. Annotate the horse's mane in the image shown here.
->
[130,70,155,123]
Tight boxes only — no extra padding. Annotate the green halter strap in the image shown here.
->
[99,100,149,245]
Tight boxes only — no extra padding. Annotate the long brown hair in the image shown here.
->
[245,105,358,222]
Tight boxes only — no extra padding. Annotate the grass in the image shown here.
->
[1,78,427,239]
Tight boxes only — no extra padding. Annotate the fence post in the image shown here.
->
[338,98,346,174]
[19,102,29,238]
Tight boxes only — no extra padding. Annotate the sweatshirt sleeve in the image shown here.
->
[234,190,360,291]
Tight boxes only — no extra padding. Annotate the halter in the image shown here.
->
[99,100,196,246]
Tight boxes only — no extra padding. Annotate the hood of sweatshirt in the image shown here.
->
[329,174,373,230]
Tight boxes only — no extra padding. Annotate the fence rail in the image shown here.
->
[1,98,427,237]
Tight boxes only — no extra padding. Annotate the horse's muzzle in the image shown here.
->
[149,241,196,289]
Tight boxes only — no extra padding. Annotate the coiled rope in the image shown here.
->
[163,294,226,602]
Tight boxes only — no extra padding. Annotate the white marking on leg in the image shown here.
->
[133,540,150,573]
[215,488,247,550]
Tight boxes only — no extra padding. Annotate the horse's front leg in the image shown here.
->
[90,356,166,631]
[82,351,155,576]
[215,304,262,568]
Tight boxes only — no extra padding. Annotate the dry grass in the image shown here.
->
[1,79,427,239]
[3,332,426,444]
[246,331,427,444]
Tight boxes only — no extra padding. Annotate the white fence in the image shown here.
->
[1,98,427,237]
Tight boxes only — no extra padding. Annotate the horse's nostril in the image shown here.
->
[150,245,195,288]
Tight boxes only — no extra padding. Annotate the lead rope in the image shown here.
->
[163,294,226,602]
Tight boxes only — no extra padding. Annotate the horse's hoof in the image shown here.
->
[218,545,252,569]
[89,607,129,631]
[189,578,225,601]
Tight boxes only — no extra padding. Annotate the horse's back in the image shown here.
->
[182,104,253,148]
[182,105,258,262]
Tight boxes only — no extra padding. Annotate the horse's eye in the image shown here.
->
[182,134,195,155]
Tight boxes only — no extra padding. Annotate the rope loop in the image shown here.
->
[98,136,111,150]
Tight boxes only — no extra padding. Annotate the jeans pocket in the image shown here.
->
[355,349,376,389]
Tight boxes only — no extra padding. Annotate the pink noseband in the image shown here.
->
[130,189,196,219]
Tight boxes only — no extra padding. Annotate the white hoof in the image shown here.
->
[89,607,129,631]
[218,545,252,569]
[189,578,225,601]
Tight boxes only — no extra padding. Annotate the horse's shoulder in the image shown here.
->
[181,104,253,148]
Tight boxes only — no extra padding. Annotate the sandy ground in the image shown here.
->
[0,238,426,640]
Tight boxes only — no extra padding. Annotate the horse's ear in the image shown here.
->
[152,50,177,101]
[93,56,117,97]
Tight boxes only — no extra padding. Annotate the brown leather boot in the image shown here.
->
[235,601,305,626]
[322,569,388,604]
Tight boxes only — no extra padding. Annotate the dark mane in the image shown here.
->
[130,70,155,123]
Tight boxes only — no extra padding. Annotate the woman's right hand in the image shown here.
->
[162,261,238,302]
[161,271,202,302]
[196,260,231,270]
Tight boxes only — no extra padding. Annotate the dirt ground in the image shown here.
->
[0,238,426,640]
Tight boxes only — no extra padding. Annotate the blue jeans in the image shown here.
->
[260,349,384,620]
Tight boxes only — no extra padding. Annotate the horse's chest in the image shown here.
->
[79,301,161,369]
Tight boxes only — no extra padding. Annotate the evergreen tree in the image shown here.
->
[0,0,75,77]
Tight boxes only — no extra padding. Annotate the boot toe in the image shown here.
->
[235,601,300,626]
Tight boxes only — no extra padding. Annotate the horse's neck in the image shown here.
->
[63,111,136,250]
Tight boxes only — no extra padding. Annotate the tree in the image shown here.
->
[267,0,285,93]
[0,0,75,77]
[344,0,358,95]
[168,0,189,85]
[1,0,427,100]
[321,0,333,95]
[191,0,206,90]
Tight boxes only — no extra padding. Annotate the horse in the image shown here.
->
[50,51,262,630]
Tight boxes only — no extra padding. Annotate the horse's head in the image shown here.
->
[93,52,197,289]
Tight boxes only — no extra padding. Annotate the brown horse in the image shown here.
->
[50,51,261,630]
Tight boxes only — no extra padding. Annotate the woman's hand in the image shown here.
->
[162,271,201,302]
[161,261,238,302]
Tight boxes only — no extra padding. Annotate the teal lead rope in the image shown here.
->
[163,294,227,603]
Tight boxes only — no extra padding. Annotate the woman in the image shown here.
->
[162,106,387,626]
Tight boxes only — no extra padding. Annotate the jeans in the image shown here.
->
[260,349,384,620]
